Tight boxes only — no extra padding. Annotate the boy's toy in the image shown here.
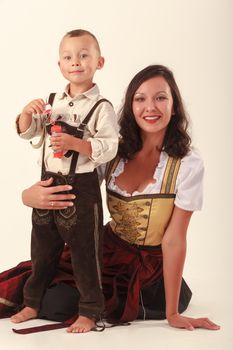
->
[51,124,63,158]
[43,103,63,159]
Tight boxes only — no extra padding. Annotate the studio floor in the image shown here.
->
[0,294,232,350]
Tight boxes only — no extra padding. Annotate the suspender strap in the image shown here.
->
[41,93,56,176]
[77,98,111,133]
[160,157,181,194]
[48,93,56,106]
[68,98,111,176]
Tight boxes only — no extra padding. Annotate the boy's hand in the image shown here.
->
[18,98,46,133]
[22,99,46,117]
[50,133,76,153]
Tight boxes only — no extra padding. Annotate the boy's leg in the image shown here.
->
[69,203,104,332]
[11,209,64,323]
[57,176,104,332]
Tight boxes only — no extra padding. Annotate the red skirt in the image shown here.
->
[102,224,163,322]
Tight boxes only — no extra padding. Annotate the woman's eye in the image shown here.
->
[157,96,167,101]
[134,97,144,102]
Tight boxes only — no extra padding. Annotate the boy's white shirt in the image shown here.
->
[17,84,119,174]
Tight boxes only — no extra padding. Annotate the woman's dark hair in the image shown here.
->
[118,65,191,159]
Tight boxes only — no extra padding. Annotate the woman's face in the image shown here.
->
[132,76,174,137]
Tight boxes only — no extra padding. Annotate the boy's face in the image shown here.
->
[58,35,104,92]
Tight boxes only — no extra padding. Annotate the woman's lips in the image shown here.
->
[143,116,160,123]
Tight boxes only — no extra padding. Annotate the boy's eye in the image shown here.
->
[64,56,71,60]
[80,53,88,59]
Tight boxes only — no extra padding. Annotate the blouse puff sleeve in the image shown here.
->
[175,147,204,212]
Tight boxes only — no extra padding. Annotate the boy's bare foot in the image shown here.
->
[10,306,38,323]
[66,315,96,333]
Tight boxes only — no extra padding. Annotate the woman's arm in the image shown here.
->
[162,206,220,331]
[22,177,75,210]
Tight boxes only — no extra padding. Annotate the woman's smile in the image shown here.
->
[143,115,161,123]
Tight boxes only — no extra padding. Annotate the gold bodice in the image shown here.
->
[106,157,181,246]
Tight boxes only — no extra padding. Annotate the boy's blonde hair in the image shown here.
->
[65,29,101,54]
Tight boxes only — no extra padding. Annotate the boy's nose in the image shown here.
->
[71,57,80,66]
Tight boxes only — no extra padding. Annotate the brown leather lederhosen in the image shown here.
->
[23,94,110,320]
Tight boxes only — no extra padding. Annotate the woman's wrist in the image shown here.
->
[166,312,179,321]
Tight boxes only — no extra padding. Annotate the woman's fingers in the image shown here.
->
[38,179,73,194]
[32,178,75,209]
[168,314,220,331]
[44,179,75,208]
[46,185,73,194]
[37,178,54,187]
[49,194,75,201]
[173,319,194,331]
[184,322,194,331]
[192,318,220,330]
[44,202,73,210]
[168,314,194,330]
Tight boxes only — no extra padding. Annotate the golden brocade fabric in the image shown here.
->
[106,157,181,246]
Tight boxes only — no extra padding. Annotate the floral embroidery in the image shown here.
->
[112,201,144,243]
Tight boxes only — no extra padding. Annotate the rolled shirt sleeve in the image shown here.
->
[16,113,46,139]
[87,101,119,165]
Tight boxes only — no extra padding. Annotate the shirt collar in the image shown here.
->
[59,83,100,101]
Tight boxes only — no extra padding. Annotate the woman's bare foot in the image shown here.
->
[10,307,38,323]
[66,315,96,333]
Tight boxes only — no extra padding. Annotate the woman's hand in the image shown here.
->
[167,313,220,331]
[22,177,75,210]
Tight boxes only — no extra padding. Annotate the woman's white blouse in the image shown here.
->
[98,147,204,211]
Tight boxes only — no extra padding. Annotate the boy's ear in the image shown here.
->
[97,56,105,70]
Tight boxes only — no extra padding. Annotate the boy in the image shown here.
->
[12,29,118,333]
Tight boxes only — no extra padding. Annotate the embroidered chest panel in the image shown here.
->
[106,156,181,246]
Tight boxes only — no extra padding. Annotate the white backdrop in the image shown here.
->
[0,0,232,320]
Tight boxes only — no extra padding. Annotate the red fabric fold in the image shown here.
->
[102,225,163,322]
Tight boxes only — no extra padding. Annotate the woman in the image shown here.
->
[0,65,219,332]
